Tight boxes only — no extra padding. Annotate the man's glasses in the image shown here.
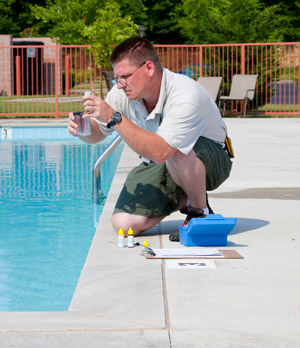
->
[111,62,146,86]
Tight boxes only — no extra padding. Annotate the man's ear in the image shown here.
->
[145,61,155,77]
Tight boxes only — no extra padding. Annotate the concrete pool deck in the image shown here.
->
[0,118,300,347]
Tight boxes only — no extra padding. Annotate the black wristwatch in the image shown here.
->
[107,111,122,128]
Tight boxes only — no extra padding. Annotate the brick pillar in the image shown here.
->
[0,35,13,96]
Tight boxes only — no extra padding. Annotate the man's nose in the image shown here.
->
[117,81,126,89]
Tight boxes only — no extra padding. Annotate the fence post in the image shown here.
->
[199,46,203,77]
[240,44,246,113]
[241,44,245,74]
[15,55,21,96]
[65,55,70,96]
[55,45,59,119]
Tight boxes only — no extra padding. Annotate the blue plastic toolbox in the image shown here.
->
[179,214,236,246]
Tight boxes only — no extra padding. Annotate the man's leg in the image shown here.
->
[167,137,232,241]
[166,149,207,211]
[166,149,208,242]
[111,151,207,236]
[111,162,187,236]
[112,194,187,236]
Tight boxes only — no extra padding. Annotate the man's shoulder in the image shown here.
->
[164,68,201,89]
[164,68,193,81]
[163,68,206,101]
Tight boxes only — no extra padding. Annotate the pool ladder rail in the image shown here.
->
[92,134,123,204]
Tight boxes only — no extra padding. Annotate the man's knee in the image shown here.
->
[111,212,150,235]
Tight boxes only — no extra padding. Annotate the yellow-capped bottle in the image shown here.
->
[118,228,125,248]
[127,228,134,248]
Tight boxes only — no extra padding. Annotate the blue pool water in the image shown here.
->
[0,127,123,311]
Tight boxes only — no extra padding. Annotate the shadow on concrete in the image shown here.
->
[209,187,300,200]
[227,240,248,247]
[141,217,269,240]
[141,219,184,236]
[229,217,269,235]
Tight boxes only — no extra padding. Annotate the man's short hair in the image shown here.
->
[110,37,162,71]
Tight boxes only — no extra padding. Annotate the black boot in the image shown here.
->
[180,193,214,214]
[169,206,207,242]
[182,206,206,225]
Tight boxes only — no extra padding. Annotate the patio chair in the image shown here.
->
[197,76,223,102]
[219,74,258,117]
[101,71,114,98]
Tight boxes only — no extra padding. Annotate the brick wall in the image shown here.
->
[0,36,60,96]
[0,35,12,96]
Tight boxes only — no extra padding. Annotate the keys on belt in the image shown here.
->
[139,156,155,166]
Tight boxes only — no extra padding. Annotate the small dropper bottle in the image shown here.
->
[127,228,134,248]
[118,228,125,248]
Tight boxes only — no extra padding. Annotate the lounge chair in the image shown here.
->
[101,71,114,98]
[197,76,223,102]
[219,74,258,117]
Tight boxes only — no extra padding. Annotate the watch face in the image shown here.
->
[112,112,122,123]
[107,112,122,128]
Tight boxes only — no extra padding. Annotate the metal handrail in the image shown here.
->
[92,135,123,204]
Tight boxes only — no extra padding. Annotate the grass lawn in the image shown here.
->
[1,95,300,119]
[0,97,82,115]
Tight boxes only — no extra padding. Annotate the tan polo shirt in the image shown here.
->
[94,68,227,155]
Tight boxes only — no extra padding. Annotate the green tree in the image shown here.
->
[142,0,185,44]
[116,0,147,30]
[0,0,20,35]
[31,0,139,65]
[176,0,291,44]
[2,0,300,46]
[0,0,48,37]
[260,0,300,41]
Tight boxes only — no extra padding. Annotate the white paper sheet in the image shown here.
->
[151,248,224,258]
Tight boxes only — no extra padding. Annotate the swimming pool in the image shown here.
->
[0,127,123,311]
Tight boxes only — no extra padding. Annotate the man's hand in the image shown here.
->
[83,94,115,123]
[67,112,79,137]
[67,110,107,144]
